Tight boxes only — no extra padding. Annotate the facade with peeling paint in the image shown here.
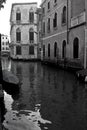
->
[10,3,39,60]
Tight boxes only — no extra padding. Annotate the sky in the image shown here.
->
[0,0,41,41]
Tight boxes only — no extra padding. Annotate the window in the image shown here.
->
[48,2,50,10]
[62,6,67,24]
[54,42,57,57]
[47,18,50,32]
[16,9,21,22]
[6,42,8,45]
[16,28,21,42]
[48,44,50,57]
[6,47,8,50]
[29,28,34,43]
[43,22,45,34]
[29,9,34,23]
[16,46,21,55]
[42,7,45,15]
[54,0,57,3]
[73,38,79,58]
[53,13,57,28]
[43,45,45,57]
[62,40,66,58]
[29,45,34,55]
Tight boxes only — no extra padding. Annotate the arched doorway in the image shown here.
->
[54,42,57,57]
[62,40,66,58]
[73,37,79,58]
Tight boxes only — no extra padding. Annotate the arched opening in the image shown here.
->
[62,40,66,58]
[29,28,34,43]
[73,37,79,58]
[16,28,21,42]
[54,42,57,57]
[62,6,66,24]
[43,45,45,57]
[53,12,57,28]
[16,8,21,22]
[29,8,34,23]
[29,45,34,55]
[16,46,21,55]
[48,44,50,57]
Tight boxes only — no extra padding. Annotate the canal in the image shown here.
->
[1,57,87,130]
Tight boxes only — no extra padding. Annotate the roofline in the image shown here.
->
[10,2,37,22]
[40,0,46,7]
[12,2,37,6]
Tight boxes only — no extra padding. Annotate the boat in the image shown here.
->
[76,69,87,83]
[2,70,20,93]
[2,70,19,85]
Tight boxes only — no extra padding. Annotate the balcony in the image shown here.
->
[71,11,86,28]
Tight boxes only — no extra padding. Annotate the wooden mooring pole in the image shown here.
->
[0,33,3,84]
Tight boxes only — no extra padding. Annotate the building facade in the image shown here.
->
[1,34,10,56]
[41,0,87,69]
[10,3,39,60]
[37,8,42,60]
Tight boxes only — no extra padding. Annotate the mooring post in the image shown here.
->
[0,33,3,130]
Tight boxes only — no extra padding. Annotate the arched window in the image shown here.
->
[48,44,50,57]
[29,28,34,43]
[29,45,34,55]
[29,8,34,23]
[47,18,50,32]
[54,42,57,57]
[73,37,79,58]
[53,12,57,28]
[43,45,45,57]
[43,22,45,34]
[16,8,21,22]
[62,6,66,24]
[16,28,21,42]
[16,46,21,55]
[62,40,66,58]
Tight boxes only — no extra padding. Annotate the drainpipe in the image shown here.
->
[67,0,69,45]
[84,28,87,69]
[84,0,87,69]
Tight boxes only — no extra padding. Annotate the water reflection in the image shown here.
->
[1,58,87,129]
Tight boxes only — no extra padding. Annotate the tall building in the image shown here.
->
[41,0,69,63]
[1,34,10,56]
[10,2,38,60]
[37,8,42,60]
[41,0,87,69]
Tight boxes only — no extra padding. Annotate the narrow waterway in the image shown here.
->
[1,57,87,130]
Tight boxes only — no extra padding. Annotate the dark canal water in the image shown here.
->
[1,57,87,130]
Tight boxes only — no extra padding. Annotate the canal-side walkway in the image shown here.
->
[41,58,83,71]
